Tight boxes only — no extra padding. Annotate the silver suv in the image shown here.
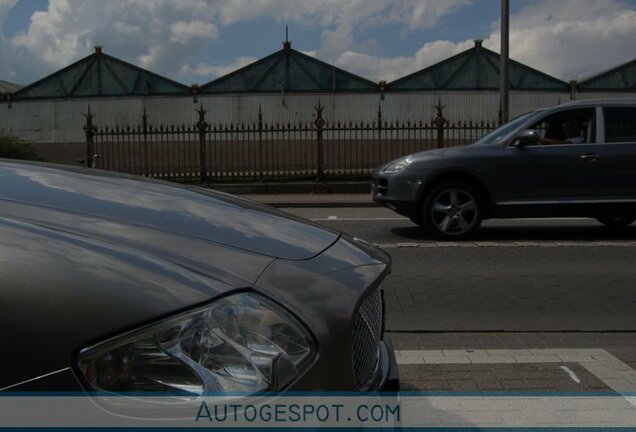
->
[373,99,636,239]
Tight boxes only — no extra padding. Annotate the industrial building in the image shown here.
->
[1,40,634,165]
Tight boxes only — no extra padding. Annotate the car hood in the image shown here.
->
[376,145,473,174]
[0,161,339,261]
[0,161,344,389]
[409,144,470,160]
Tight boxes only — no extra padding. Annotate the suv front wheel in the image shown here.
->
[421,182,483,240]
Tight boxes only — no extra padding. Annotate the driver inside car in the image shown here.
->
[540,119,585,145]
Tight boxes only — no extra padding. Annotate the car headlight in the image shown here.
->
[382,156,412,174]
[77,293,315,395]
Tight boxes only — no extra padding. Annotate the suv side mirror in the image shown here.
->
[510,129,540,148]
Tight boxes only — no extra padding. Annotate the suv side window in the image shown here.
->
[530,108,596,145]
[604,107,636,143]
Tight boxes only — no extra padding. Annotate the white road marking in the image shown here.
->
[311,217,408,221]
[308,216,591,222]
[560,366,582,384]
[376,241,636,248]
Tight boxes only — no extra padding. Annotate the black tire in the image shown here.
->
[409,216,424,227]
[596,216,636,228]
[421,182,483,240]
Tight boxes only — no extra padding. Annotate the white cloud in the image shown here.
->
[179,56,257,80]
[6,0,219,80]
[0,0,18,79]
[338,40,473,82]
[503,0,636,81]
[0,0,469,83]
[0,0,17,31]
[205,0,469,61]
[170,20,218,44]
[2,0,633,88]
[336,0,636,83]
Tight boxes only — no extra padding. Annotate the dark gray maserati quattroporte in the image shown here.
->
[0,161,398,394]
[374,99,636,239]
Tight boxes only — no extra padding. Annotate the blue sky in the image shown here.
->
[1,0,635,86]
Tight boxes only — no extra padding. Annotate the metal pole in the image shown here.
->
[83,106,97,168]
[196,103,208,183]
[314,101,325,179]
[500,0,509,124]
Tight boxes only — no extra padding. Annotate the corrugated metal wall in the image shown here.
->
[575,91,636,100]
[3,90,632,144]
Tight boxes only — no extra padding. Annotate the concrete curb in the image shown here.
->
[208,181,371,195]
[260,201,379,208]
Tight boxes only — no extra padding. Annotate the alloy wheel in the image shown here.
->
[430,188,479,236]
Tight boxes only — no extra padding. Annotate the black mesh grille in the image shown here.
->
[352,288,383,389]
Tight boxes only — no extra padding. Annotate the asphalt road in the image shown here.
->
[286,207,636,332]
[285,207,636,393]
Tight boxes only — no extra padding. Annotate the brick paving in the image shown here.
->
[398,363,609,392]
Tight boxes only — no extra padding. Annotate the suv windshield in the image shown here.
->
[475,111,536,144]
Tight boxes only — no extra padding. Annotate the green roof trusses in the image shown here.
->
[578,58,636,91]
[199,42,378,93]
[13,47,190,100]
[0,80,22,93]
[389,40,569,91]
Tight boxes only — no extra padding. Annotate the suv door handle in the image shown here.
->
[580,153,600,162]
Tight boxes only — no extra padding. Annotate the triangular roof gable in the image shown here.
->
[200,44,377,93]
[0,80,22,93]
[390,42,569,91]
[578,58,636,90]
[13,48,189,100]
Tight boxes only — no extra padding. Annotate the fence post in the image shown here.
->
[258,105,263,181]
[142,107,149,175]
[569,80,577,101]
[196,103,209,183]
[314,101,325,179]
[82,106,97,168]
[433,99,446,149]
[377,104,383,161]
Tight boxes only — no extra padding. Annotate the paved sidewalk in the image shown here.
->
[240,193,376,208]
[389,332,636,393]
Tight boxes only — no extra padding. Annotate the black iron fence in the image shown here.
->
[84,100,497,182]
